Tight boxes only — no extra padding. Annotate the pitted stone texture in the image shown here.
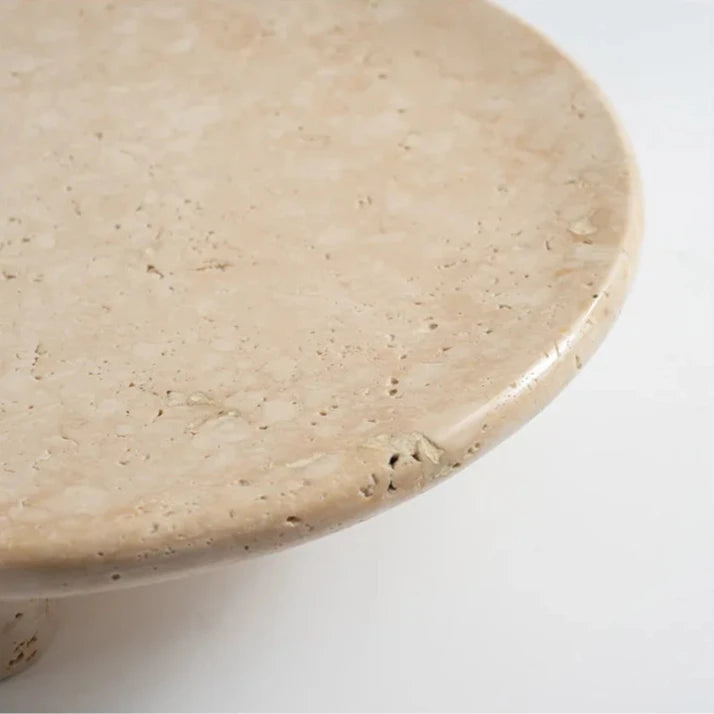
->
[0,0,641,596]
[0,599,55,680]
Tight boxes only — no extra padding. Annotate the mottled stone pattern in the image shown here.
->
[0,599,54,679]
[0,0,640,596]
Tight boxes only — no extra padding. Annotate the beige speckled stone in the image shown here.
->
[0,599,54,680]
[0,0,641,601]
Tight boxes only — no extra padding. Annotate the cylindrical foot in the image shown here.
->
[1,599,55,681]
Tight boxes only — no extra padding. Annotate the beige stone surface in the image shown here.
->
[0,599,54,680]
[0,0,641,597]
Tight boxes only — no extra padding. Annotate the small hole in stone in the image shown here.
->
[111,573,121,580]
[387,480,397,492]
[286,516,301,525]
[360,473,378,497]
[388,454,399,468]
[14,612,22,619]
[412,451,421,462]
[429,322,439,330]
[388,388,398,396]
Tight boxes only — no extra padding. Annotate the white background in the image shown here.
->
[2,1,713,711]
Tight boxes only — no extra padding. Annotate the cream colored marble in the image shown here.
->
[0,0,641,598]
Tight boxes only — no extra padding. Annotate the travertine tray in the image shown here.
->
[0,0,641,678]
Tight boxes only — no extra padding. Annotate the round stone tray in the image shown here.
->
[0,0,640,678]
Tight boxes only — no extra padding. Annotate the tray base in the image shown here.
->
[1,599,55,681]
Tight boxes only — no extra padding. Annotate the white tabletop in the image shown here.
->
[2,0,712,710]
